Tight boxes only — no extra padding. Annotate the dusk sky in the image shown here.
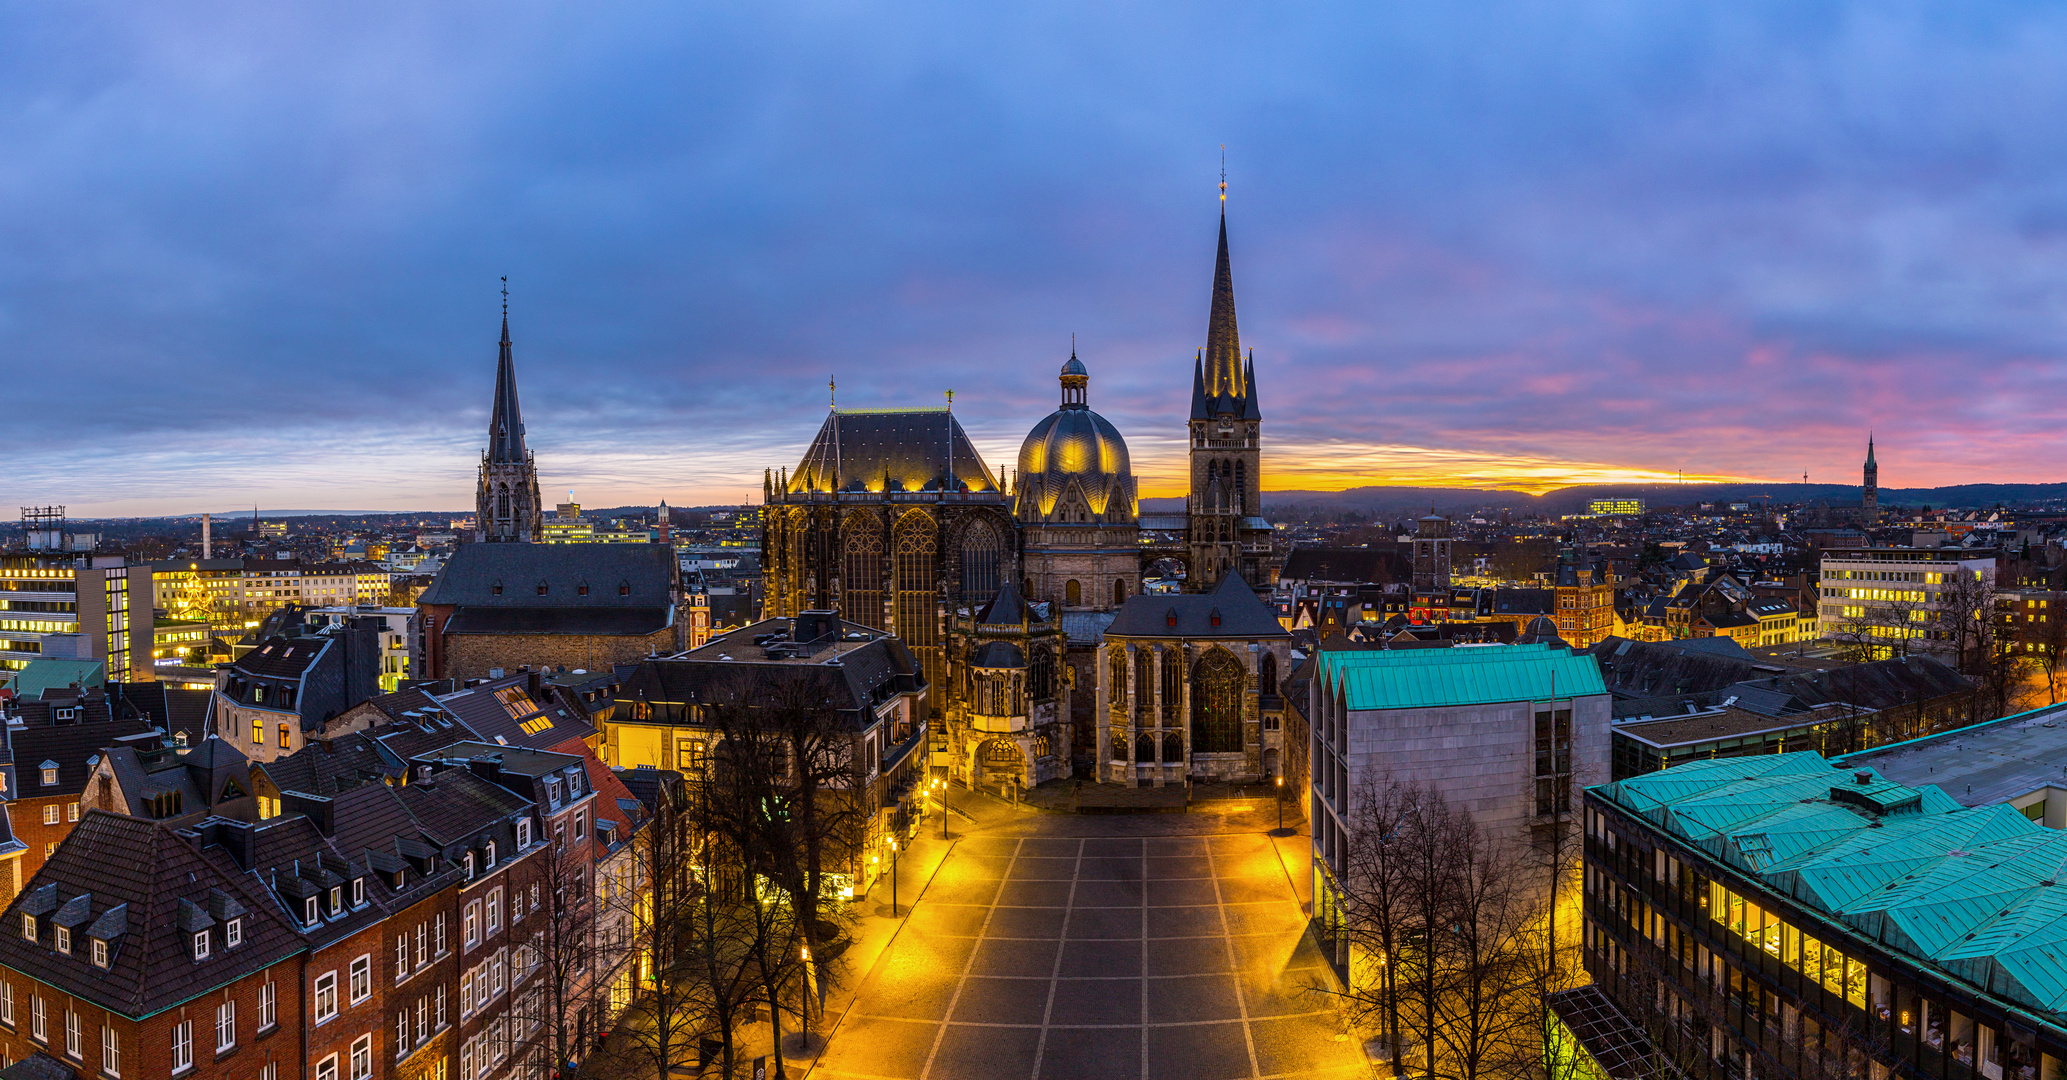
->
[6,4,2067,517]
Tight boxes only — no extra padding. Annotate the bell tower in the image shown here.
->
[1186,200,1267,589]
[476,285,543,543]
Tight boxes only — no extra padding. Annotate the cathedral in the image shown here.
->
[760,205,1285,789]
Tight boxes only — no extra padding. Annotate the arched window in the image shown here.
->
[840,513,885,630]
[1135,732,1155,763]
[1135,650,1155,718]
[1029,645,1055,701]
[958,519,1003,605]
[1113,579,1126,606]
[1235,460,1247,515]
[1161,649,1183,725]
[1107,645,1127,703]
[893,511,937,655]
[1190,649,1245,754]
[1065,579,1082,607]
[1162,731,1184,763]
[1260,652,1278,697]
[497,485,510,519]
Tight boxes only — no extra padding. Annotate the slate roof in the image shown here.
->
[976,580,1029,626]
[232,637,331,679]
[613,767,685,815]
[1280,546,1409,585]
[12,718,157,797]
[255,731,402,796]
[0,1052,77,1080]
[417,543,677,609]
[970,641,1026,669]
[784,408,999,495]
[0,812,305,1019]
[433,674,596,750]
[1491,589,1555,617]
[616,618,924,725]
[392,769,530,849]
[1106,575,1288,639]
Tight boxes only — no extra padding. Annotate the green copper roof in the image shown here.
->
[1317,644,1608,711]
[1596,752,2067,1024]
[4,658,105,696]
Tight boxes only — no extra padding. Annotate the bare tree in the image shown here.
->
[508,819,601,1080]
[2033,611,2067,705]
[1336,775,1420,1068]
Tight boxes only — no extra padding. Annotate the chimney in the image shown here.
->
[526,668,541,701]
[202,514,212,560]
[1855,770,1872,786]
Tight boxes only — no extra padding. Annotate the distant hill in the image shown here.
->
[1139,481,2067,518]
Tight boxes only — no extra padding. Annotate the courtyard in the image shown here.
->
[811,813,1367,1079]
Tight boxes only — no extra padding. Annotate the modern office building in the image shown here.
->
[0,553,153,682]
[1567,751,2067,1080]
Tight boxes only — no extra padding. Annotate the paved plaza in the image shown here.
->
[812,817,1367,1080]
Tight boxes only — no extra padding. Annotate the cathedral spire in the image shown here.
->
[1202,209,1243,410]
[1865,432,1876,468]
[486,305,528,463]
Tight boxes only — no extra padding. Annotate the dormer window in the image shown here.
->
[351,878,364,906]
[535,581,548,596]
[463,853,475,880]
[19,915,32,941]
[54,927,69,955]
[225,918,241,948]
[328,886,342,914]
[491,581,503,596]
[91,939,106,968]
[40,768,55,786]
[191,930,209,961]
[303,897,319,926]
[546,779,562,807]
[619,581,630,596]
[484,840,495,869]
[54,707,75,722]
[516,819,531,848]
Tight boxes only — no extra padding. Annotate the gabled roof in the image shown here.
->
[1106,574,1287,639]
[418,543,676,609]
[10,718,157,797]
[231,637,331,680]
[784,408,999,495]
[0,813,304,1019]
[433,675,596,751]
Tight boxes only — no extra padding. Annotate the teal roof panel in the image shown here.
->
[1318,644,1607,712]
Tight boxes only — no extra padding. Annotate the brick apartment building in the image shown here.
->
[0,710,638,1080]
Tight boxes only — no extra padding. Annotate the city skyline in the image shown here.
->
[7,4,2067,515]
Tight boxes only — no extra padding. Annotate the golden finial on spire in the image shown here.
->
[829,375,836,410]
[1219,145,1227,203]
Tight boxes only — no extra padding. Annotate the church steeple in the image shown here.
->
[1201,211,1245,410]
[476,282,543,543]
[487,311,528,463]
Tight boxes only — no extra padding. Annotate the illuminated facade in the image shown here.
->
[0,553,151,681]
[1574,753,2067,1080]
[762,207,1286,785]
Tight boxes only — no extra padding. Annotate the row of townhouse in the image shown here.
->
[0,686,652,1080]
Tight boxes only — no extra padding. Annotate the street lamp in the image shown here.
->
[1275,773,1284,833]
[935,778,948,840]
[888,837,901,917]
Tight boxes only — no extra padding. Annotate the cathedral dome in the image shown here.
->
[1015,352,1137,525]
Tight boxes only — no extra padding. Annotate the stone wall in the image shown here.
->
[442,628,676,681]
